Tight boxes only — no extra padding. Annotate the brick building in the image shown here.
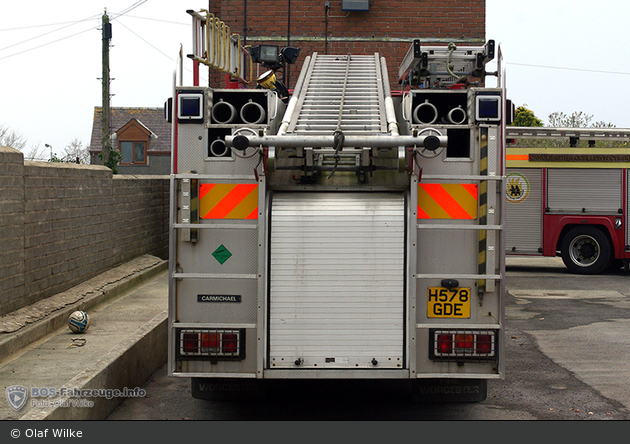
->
[204,0,486,90]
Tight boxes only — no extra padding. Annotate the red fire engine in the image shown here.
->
[506,126,630,274]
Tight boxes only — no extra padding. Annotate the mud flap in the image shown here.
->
[191,378,268,401]
[411,378,487,403]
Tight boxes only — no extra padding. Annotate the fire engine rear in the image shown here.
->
[168,12,507,401]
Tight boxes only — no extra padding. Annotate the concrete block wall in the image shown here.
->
[0,147,26,316]
[110,175,169,264]
[0,147,169,316]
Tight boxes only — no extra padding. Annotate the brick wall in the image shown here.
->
[204,0,486,88]
[0,147,169,316]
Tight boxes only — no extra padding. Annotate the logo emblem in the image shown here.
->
[506,172,530,203]
[6,385,28,411]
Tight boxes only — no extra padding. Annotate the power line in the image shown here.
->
[115,19,174,62]
[0,1,149,60]
[114,18,205,82]
[110,0,149,20]
[507,62,630,76]
[0,21,87,31]
[0,26,97,61]
[0,0,149,33]
[122,15,188,26]
[0,15,100,53]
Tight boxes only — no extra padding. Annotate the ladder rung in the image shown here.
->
[414,273,502,280]
[173,273,257,279]
[416,224,502,231]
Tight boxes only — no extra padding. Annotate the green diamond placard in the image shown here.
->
[212,244,232,264]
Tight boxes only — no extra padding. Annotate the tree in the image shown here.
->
[1,125,93,162]
[511,108,625,148]
[48,138,90,164]
[0,124,27,150]
[97,148,122,174]
[24,144,48,161]
[62,138,90,164]
[0,124,47,160]
[545,111,625,148]
[511,105,543,127]
[509,105,544,147]
[547,111,593,128]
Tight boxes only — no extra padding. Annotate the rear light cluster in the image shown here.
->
[431,329,497,361]
[178,329,244,359]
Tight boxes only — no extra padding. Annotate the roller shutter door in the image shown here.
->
[269,192,405,369]
[547,169,622,213]
[506,169,543,254]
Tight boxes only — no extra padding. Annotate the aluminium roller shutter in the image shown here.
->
[269,192,405,369]
[547,169,622,213]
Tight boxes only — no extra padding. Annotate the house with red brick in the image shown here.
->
[205,0,486,90]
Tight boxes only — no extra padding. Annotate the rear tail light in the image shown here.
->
[431,329,497,361]
[222,333,238,353]
[455,334,474,349]
[476,334,493,354]
[201,332,220,350]
[178,329,244,359]
[437,334,453,354]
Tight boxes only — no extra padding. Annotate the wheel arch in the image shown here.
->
[554,221,617,256]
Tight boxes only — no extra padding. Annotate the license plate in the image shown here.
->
[427,287,471,318]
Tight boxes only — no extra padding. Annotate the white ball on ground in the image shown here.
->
[68,311,90,333]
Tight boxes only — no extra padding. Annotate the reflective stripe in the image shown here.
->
[417,183,478,219]
[506,154,529,161]
[199,183,258,219]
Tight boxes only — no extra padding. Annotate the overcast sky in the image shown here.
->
[486,0,630,128]
[0,1,189,159]
[1,0,629,159]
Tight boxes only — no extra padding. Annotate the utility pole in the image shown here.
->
[101,9,112,165]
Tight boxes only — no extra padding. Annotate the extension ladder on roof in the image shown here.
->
[285,53,388,137]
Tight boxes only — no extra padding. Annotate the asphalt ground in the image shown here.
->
[2,255,628,421]
[503,255,630,417]
[106,256,630,421]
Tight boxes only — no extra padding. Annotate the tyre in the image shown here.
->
[560,226,612,275]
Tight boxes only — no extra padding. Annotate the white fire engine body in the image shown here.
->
[168,21,507,401]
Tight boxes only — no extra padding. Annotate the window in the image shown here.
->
[116,118,150,166]
[120,141,146,164]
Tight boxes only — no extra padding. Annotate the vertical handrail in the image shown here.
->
[232,33,242,79]
[218,20,225,71]
[207,13,217,69]
[497,43,504,89]
[221,21,230,72]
